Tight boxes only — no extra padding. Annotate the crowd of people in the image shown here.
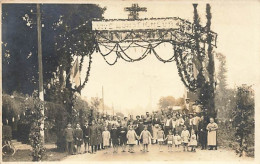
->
[64,110,218,155]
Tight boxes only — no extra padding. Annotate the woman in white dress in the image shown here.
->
[102,127,110,154]
[206,118,218,150]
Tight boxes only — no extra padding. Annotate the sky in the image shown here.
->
[80,1,260,115]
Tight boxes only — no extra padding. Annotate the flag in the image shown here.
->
[71,58,81,88]
[192,57,200,79]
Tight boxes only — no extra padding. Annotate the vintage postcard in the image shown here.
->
[0,0,259,163]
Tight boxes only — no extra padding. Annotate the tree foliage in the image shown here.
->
[232,85,254,157]
[2,4,105,124]
[158,96,184,110]
[215,53,235,120]
[2,4,104,99]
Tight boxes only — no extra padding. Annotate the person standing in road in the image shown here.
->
[74,123,83,154]
[89,120,98,154]
[127,126,139,153]
[82,122,90,153]
[192,113,200,138]
[198,115,208,150]
[97,119,103,150]
[188,129,197,152]
[181,126,190,152]
[164,114,173,136]
[64,123,74,155]
[165,130,174,152]
[118,122,128,152]
[174,132,182,152]
[152,114,161,144]
[102,126,110,154]
[157,126,165,152]
[176,114,184,135]
[207,117,218,150]
[139,125,153,152]
[111,124,120,153]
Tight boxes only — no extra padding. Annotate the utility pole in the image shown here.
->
[102,86,104,114]
[112,103,114,116]
[149,86,152,110]
[37,4,44,142]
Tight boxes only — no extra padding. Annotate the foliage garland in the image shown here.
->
[28,91,46,161]
[173,44,197,91]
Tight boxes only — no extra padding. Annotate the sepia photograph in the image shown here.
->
[1,0,259,162]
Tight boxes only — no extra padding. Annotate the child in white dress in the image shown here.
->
[165,130,174,152]
[139,125,153,152]
[188,129,197,152]
[181,126,190,152]
[157,126,165,152]
[127,126,139,153]
[102,127,111,154]
[174,133,182,152]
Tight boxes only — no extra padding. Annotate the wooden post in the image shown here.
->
[37,4,44,142]
[102,86,104,114]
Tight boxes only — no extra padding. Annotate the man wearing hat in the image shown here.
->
[122,117,128,128]
[82,121,90,153]
[152,114,161,144]
[192,113,201,138]
[144,112,153,137]
[164,114,173,136]
[184,98,193,114]
[64,123,74,155]
[198,114,208,150]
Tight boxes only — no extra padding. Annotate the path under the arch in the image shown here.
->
[62,144,253,161]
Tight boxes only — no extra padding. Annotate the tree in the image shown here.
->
[89,97,101,123]
[116,112,124,118]
[215,53,235,120]
[158,96,176,110]
[191,4,216,118]
[232,85,254,157]
[2,4,105,151]
[2,4,105,122]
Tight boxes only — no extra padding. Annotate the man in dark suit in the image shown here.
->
[64,123,74,155]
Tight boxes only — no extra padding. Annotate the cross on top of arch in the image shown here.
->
[124,4,147,20]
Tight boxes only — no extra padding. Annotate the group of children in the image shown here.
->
[101,124,198,154]
[157,125,197,152]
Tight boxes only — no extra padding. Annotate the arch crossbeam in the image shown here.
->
[91,17,217,92]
